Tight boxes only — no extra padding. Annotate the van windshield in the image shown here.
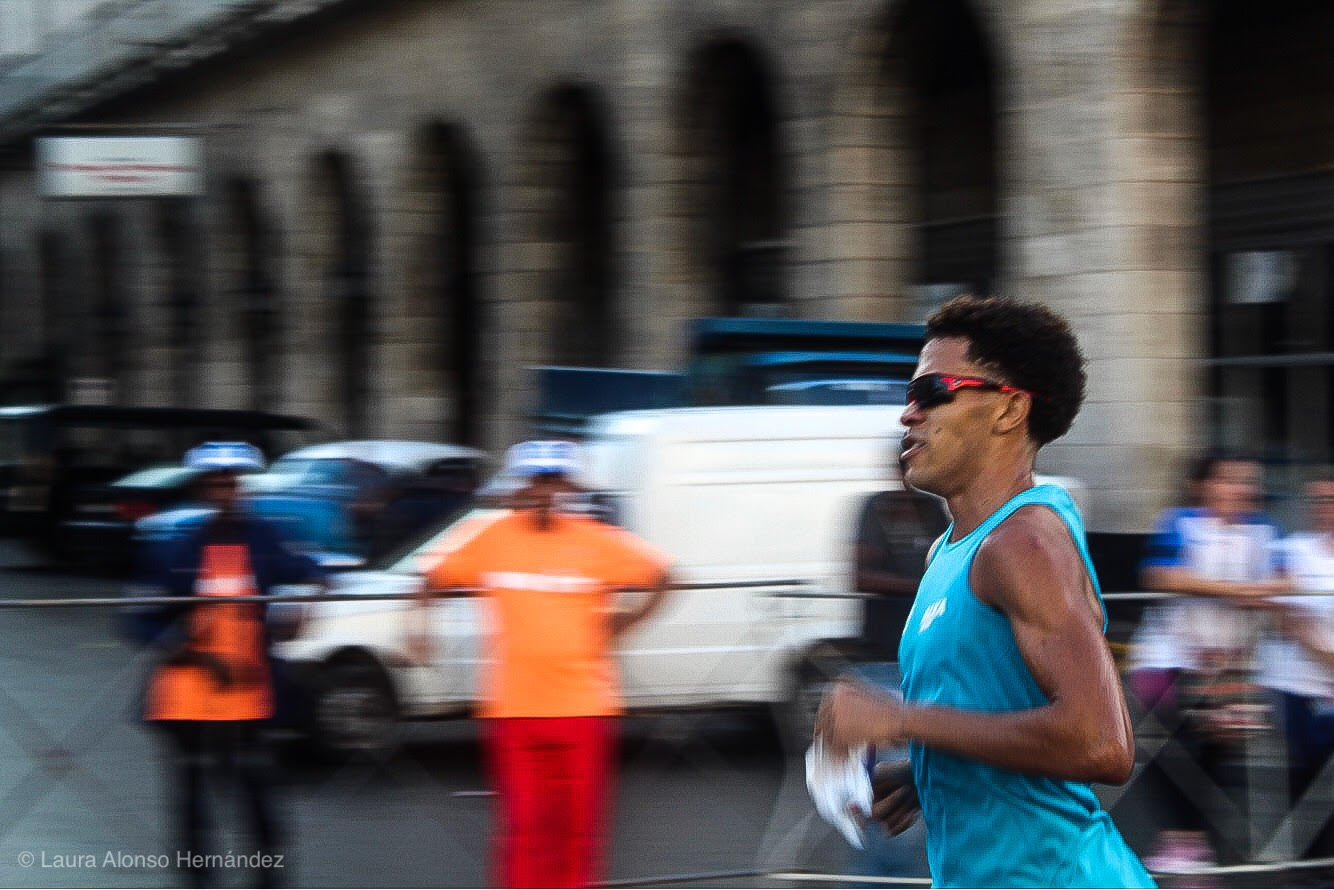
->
[765,377,908,406]
[379,506,506,574]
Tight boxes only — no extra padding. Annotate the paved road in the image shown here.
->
[0,552,925,888]
[0,552,1331,888]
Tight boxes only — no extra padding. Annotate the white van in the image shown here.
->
[277,405,1086,757]
[577,406,902,710]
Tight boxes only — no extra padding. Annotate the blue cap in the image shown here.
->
[184,441,266,472]
[503,440,582,478]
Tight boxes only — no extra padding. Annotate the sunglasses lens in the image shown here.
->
[908,374,949,408]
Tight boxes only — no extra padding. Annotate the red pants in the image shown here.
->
[483,716,617,888]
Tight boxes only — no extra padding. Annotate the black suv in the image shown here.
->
[0,404,324,556]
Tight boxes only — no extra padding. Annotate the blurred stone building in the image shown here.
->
[0,0,1329,536]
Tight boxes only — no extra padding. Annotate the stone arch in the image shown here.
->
[512,83,618,372]
[672,35,786,318]
[153,198,204,407]
[400,121,485,445]
[37,228,71,394]
[306,149,374,437]
[86,210,129,402]
[217,177,282,412]
[829,0,1001,321]
[1124,0,1334,512]
[1201,0,1334,486]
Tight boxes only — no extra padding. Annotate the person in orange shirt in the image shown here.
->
[415,440,673,888]
[132,442,327,888]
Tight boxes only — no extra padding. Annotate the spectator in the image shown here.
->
[1129,453,1289,868]
[133,442,326,888]
[414,440,673,888]
[1256,473,1334,857]
[1131,455,1286,714]
[853,484,948,659]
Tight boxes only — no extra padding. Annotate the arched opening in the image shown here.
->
[516,84,617,368]
[405,122,484,445]
[223,178,281,412]
[310,151,373,437]
[677,38,786,317]
[899,0,998,304]
[37,230,70,397]
[155,198,202,407]
[88,212,127,402]
[1199,0,1334,496]
[830,0,999,320]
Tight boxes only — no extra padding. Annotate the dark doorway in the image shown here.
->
[427,125,483,445]
[538,86,617,366]
[88,212,127,402]
[156,198,202,407]
[227,179,282,413]
[893,0,999,300]
[316,151,373,437]
[1204,0,1334,508]
[682,39,786,317]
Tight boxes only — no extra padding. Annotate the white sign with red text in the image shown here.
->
[36,136,203,198]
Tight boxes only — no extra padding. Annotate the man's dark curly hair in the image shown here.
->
[924,295,1086,446]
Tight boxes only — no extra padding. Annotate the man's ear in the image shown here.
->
[993,391,1031,436]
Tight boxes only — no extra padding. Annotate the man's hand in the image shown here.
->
[870,759,920,836]
[1238,578,1291,608]
[815,677,904,753]
[405,629,433,666]
[268,601,306,642]
[408,581,438,665]
[167,648,234,689]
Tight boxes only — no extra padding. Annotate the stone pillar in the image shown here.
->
[998,0,1206,533]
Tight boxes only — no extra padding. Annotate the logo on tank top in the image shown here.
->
[919,597,947,633]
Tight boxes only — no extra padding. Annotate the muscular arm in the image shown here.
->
[820,507,1135,785]
[1142,564,1285,600]
[905,509,1133,782]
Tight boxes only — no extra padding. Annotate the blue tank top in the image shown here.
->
[898,484,1154,888]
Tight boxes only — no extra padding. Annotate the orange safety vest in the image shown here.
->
[143,544,273,722]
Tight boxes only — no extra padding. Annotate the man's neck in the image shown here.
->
[523,508,562,532]
[944,450,1037,539]
[205,510,246,541]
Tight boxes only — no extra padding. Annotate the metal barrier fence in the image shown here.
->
[1095,591,1334,872]
[0,577,866,888]
[1,582,1333,887]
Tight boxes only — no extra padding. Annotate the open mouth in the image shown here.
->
[900,437,924,464]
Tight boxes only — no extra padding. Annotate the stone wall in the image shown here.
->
[0,0,1222,532]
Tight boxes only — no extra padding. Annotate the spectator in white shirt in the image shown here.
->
[1257,475,1334,856]
[1130,455,1287,711]
[1129,454,1290,869]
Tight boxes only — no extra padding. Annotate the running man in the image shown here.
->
[816,296,1154,887]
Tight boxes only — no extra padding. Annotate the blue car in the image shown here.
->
[242,440,491,564]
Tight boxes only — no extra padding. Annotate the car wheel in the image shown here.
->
[311,656,399,762]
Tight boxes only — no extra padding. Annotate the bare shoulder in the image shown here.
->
[971,504,1091,617]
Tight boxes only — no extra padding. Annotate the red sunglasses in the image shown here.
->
[906,373,1032,409]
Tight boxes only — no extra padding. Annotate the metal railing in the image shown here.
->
[1,582,1333,886]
